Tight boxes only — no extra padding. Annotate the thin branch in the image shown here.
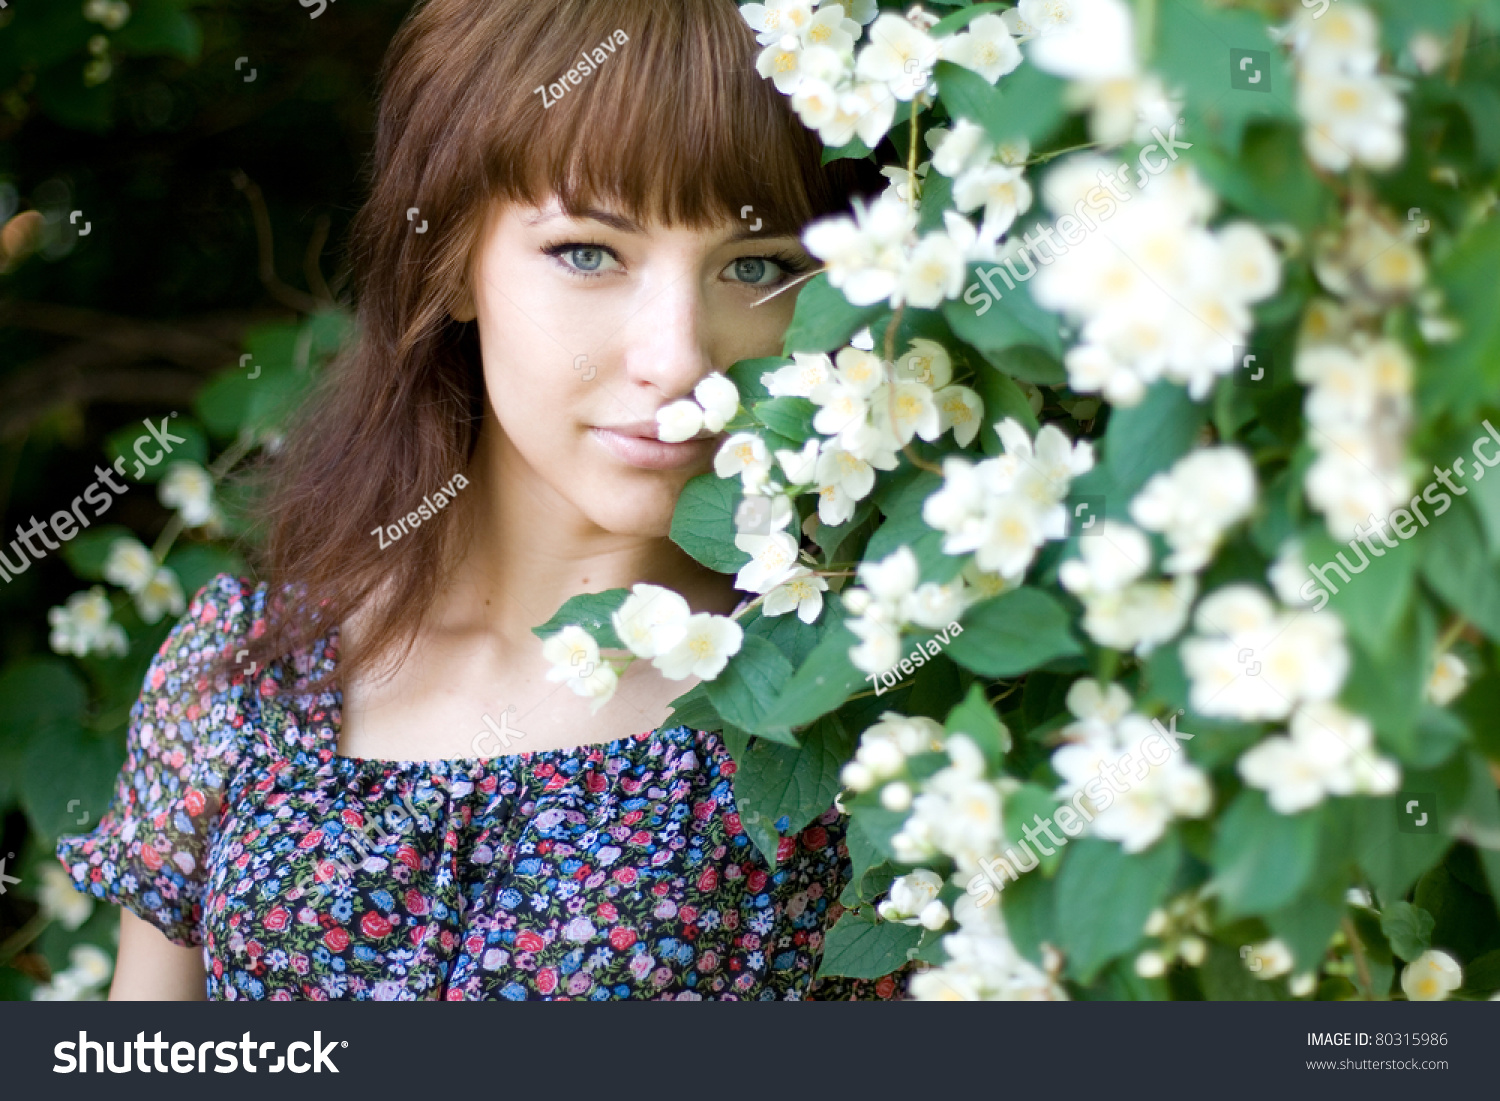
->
[230,169,324,314]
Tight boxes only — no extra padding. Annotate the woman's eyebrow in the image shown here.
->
[524,207,643,234]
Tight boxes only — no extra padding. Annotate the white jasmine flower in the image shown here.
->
[656,399,705,443]
[37,865,93,931]
[1058,521,1153,595]
[870,380,942,443]
[613,583,693,658]
[1243,939,1294,980]
[1401,949,1463,1001]
[763,352,833,398]
[1268,538,1316,607]
[134,566,185,625]
[1238,702,1398,814]
[652,613,744,680]
[740,0,816,46]
[935,386,984,448]
[159,462,216,527]
[855,13,939,101]
[930,118,995,178]
[1426,652,1468,707]
[762,568,828,624]
[1181,585,1349,721]
[953,163,1033,237]
[848,609,902,674]
[542,625,618,709]
[878,869,945,925]
[1020,0,1138,81]
[1128,446,1258,574]
[895,338,953,389]
[714,433,774,488]
[734,530,802,594]
[693,373,740,433]
[803,194,916,307]
[895,228,968,308]
[103,537,156,594]
[775,438,821,485]
[938,13,1022,83]
[48,587,128,658]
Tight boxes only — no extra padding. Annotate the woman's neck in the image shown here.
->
[434,426,738,652]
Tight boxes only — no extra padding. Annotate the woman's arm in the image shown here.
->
[109,909,207,1001]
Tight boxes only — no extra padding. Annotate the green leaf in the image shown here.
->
[782,273,886,355]
[724,356,785,407]
[1155,0,1296,153]
[165,544,249,600]
[945,682,1010,770]
[1054,835,1181,982]
[112,0,202,61]
[530,588,630,649]
[1341,596,1435,757]
[60,525,136,581]
[1423,217,1500,419]
[1300,523,1416,659]
[104,415,208,482]
[817,911,923,979]
[704,635,795,735]
[752,397,817,441]
[1421,501,1500,640]
[934,60,1008,139]
[1267,892,1344,974]
[731,714,855,867]
[946,588,1082,677]
[0,659,88,743]
[1212,790,1320,918]
[943,263,1063,358]
[930,2,1005,37]
[1102,380,1209,499]
[670,474,751,574]
[666,685,724,733]
[936,61,1066,148]
[1003,782,1065,875]
[758,625,867,735]
[1380,900,1436,962]
[22,724,126,842]
[979,344,1066,386]
[973,364,1039,451]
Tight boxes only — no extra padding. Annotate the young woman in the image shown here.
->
[56,0,908,1000]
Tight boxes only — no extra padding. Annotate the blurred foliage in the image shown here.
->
[0,0,403,999]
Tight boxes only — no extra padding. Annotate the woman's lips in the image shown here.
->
[590,423,717,471]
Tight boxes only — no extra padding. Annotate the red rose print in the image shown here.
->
[802,825,828,850]
[597,901,618,921]
[680,906,698,923]
[693,800,715,821]
[584,772,607,793]
[324,927,350,952]
[516,930,546,953]
[776,837,797,861]
[720,760,737,776]
[405,888,429,915]
[297,830,324,850]
[141,844,163,871]
[397,845,421,869]
[622,810,643,825]
[360,912,393,938]
[183,789,206,817]
[537,968,558,994]
[613,867,638,886]
[341,809,363,828]
[875,975,897,999]
[630,830,652,845]
[724,813,743,835]
[264,907,289,931]
[697,868,719,891]
[609,927,637,951]
[747,869,767,892]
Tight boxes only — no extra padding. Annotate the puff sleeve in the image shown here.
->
[55,575,255,947]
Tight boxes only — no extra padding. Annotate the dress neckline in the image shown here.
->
[306,624,704,772]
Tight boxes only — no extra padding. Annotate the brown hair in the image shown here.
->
[237,0,881,686]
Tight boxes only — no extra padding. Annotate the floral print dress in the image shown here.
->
[57,575,910,1001]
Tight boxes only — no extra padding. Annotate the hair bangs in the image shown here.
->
[482,0,847,236]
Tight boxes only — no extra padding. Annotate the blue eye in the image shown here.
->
[569,247,606,272]
[732,257,774,284]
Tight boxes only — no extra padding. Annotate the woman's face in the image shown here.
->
[460,196,815,538]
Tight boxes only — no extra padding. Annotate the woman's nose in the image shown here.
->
[616,269,714,403]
